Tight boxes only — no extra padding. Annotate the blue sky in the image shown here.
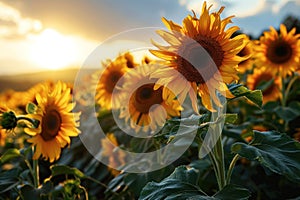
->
[0,0,300,75]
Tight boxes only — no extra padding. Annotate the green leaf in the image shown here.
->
[26,102,38,114]
[139,166,206,200]
[50,165,85,179]
[0,148,21,164]
[139,166,250,200]
[20,185,40,200]
[0,168,21,193]
[231,131,300,182]
[289,101,300,114]
[213,184,250,200]
[275,106,300,122]
[229,85,263,108]
[224,114,238,124]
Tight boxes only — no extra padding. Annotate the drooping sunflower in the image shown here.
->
[101,133,126,176]
[24,81,81,162]
[118,64,181,132]
[95,52,137,110]
[247,69,282,104]
[254,24,300,78]
[0,104,17,132]
[150,1,248,112]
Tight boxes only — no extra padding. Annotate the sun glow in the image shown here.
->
[30,28,79,70]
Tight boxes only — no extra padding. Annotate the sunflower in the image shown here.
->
[24,81,81,162]
[101,133,126,176]
[150,1,248,112]
[247,69,282,104]
[237,36,254,73]
[118,64,181,132]
[254,24,300,78]
[0,90,26,113]
[23,81,55,104]
[95,52,137,110]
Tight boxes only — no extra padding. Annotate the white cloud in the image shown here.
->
[178,0,300,37]
[235,0,300,37]
[179,0,224,13]
[0,2,98,75]
[0,2,42,38]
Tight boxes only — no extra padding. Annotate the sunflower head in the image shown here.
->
[150,1,248,112]
[254,24,300,77]
[95,52,136,110]
[24,81,81,162]
[118,64,181,133]
[247,68,282,104]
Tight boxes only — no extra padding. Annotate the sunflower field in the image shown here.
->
[1,1,300,200]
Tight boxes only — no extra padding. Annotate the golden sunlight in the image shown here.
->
[30,28,79,70]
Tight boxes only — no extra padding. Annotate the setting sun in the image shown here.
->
[30,28,79,70]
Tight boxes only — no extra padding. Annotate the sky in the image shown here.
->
[0,0,300,75]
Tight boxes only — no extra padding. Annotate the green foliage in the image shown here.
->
[50,165,86,179]
[229,84,263,108]
[232,131,300,182]
[0,168,21,194]
[139,166,250,200]
[0,148,20,164]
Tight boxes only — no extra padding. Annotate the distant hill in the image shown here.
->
[0,68,95,92]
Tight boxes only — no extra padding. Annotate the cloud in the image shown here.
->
[2,0,186,41]
[178,0,230,14]
[0,2,42,39]
[178,0,300,37]
[234,0,300,37]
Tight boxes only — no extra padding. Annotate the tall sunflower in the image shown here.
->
[247,69,282,104]
[118,64,181,132]
[150,1,248,112]
[95,52,137,110]
[254,24,300,77]
[24,81,81,162]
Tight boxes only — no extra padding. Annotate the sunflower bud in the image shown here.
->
[0,111,17,130]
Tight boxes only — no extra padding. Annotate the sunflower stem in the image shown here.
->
[208,111,226,191]
[281,75,298,132]
[226,154,240,184]
[32,146,39,188]
[196,135,221,188]
[214,133,226,190]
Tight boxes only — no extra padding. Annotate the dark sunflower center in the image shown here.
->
[133,84,163,113]
[266,39,292,64]
[41,109,62,141]
[176,35,224,83]
[105,71,123,93]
